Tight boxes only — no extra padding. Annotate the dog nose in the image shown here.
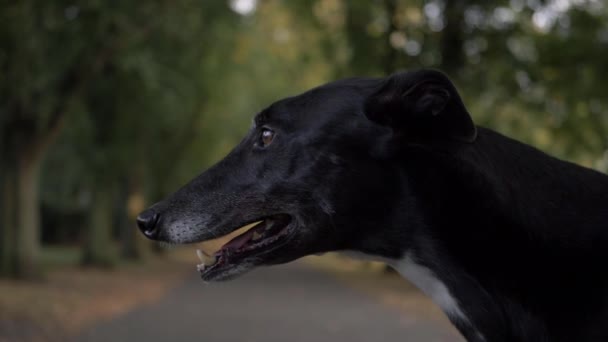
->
[136,210,160,239]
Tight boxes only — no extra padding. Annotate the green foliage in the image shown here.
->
[1,0,607,277]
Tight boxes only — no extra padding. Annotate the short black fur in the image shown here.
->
[138,69,608,341]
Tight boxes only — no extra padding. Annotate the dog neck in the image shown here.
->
[351,127,608,341]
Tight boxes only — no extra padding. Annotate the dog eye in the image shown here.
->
[260,128,275,147]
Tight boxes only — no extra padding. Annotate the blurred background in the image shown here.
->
[1,0,607,341]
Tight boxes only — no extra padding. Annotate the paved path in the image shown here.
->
[76,262,463,342]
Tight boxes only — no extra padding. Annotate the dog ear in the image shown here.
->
[364,69,477,143]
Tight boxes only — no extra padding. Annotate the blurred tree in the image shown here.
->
[47,1,239,265]
[0,1,239,274]
[1,0,606,278]
[300,0,608,165]
[0,1,102,278]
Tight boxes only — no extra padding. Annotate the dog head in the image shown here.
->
[137,69,476,281]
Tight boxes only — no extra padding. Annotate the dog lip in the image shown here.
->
[196,215,294,280]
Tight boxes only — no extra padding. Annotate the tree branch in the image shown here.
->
[26,20,157,164]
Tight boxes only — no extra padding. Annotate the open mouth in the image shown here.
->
[194,214,292,280]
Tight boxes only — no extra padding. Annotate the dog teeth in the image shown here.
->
[196,249,217,267]
[252,231,263,241]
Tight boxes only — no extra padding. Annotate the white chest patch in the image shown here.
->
[343,251,469,324]
[389,255,469,324]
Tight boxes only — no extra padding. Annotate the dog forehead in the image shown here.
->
[257,77,380,127]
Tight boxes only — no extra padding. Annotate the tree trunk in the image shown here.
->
[0,161,17,277]
[440,0,466,75]
[14,151,42,279]
[82,184,117,267]
[1,133,45,279]
[383,0,399,75]
[121,170,149,260]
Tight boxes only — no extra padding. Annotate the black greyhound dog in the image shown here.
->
[137,69,608,341]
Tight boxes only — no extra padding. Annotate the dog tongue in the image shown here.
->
[198,221,263,256]
[222,229,256,251]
